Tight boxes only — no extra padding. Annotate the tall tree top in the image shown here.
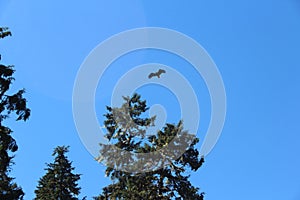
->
[53,145,69,156]
[34,145,82,200]
[0,27,12,39]
[96,93,205,199]
[0,26,31,200]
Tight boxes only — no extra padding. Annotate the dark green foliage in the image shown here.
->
[34,146,82,200]
[0,27,12,39]
[0,27,31,200]
[95,94,205,200]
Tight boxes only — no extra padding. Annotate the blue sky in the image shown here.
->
[1,0,300,199]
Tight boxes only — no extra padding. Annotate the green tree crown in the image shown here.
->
[0,27,31,200]
[95,93,205,200]
[34,146,82,200]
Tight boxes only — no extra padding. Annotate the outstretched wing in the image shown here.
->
[148,72,155,79]
[157,69,166,75]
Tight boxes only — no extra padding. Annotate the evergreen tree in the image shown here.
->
[95,93,205,200]
[0,27,31,200]
[34,146,82,200]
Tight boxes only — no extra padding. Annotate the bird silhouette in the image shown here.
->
[148,69,166,79]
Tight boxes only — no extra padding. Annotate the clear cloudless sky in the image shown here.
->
[1,0,300,199]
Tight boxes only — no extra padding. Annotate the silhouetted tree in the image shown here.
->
[0,27,31,200]
[95,93,205,200]
[34,146,82,200]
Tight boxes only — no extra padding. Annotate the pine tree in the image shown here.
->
[0,27,31,200]
[34,146,82,200]
[95,93,205,200]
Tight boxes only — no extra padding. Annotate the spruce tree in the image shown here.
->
[34,146,82,200]
[95,93,205,200]
[0,27,31,200]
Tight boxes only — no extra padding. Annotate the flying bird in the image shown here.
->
[148,69,166,79]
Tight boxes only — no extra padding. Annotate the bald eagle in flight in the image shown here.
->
[148,69,166,79]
